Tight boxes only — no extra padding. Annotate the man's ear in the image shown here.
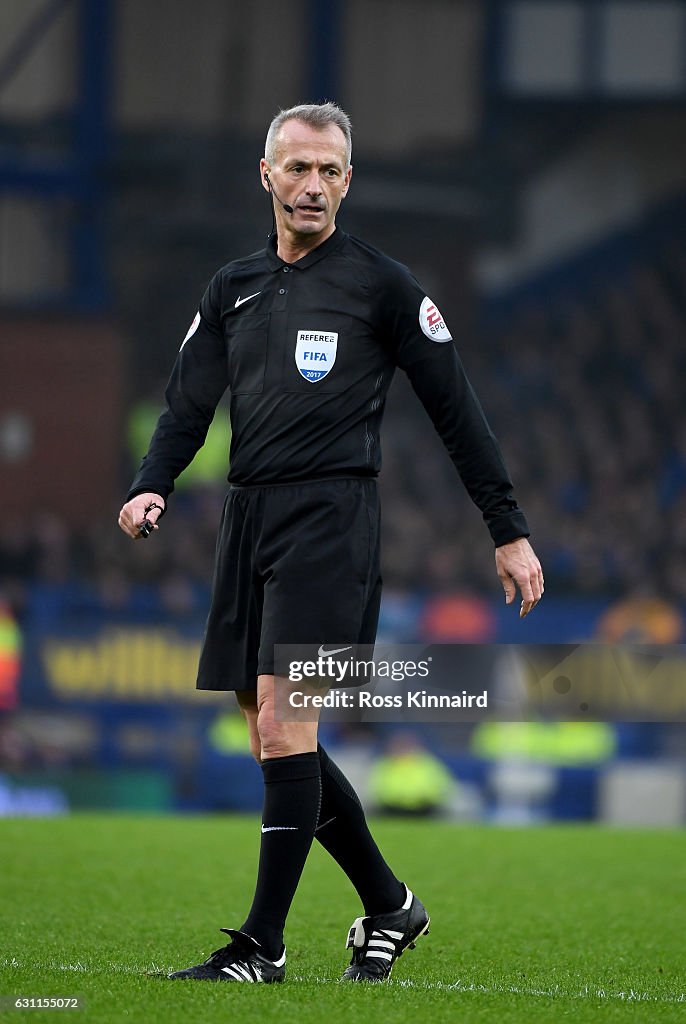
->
[341,164,353,198]
[259,159,271,192]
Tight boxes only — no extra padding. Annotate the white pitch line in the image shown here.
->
[4,960,684,1003]
[290,975,686,1003]
[3,958,157,977]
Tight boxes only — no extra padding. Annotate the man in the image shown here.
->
[118,102,543,984]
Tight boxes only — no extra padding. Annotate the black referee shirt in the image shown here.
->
[128,228,529,546]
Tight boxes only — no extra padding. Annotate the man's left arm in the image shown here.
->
[382,272,543,616]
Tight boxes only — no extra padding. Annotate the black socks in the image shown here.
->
[315,743,405,916]
[240,745,404,959]
[240,751,321,959]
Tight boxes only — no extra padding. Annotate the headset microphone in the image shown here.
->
[264,172,294,214]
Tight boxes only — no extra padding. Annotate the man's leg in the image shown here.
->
[168,678,321,982]
[235,689,429,983]
[238,693,403,915]
[235,677,322,959]
[315,744,405,915]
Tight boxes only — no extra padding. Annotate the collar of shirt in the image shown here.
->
[265,226,347,272]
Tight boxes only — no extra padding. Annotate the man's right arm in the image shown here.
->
[118,491,166,540]
[119,273,228,535]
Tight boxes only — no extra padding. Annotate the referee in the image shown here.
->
[118,102,543,984]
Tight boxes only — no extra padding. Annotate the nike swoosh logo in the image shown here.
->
[234,292,260,308]
[318,645,353,658]
[261,825,298,833]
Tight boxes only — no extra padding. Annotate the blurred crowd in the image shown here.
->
[2,242,686,615]
[381,243,686,601]
[0,494,221,622]
[489,246,686,602]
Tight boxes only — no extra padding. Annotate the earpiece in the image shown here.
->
[263,172,293,214]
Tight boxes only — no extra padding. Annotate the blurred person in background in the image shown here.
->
[0,599,21,711]
[118,101,542,985]
[369,732,456,817]
[596,594,683,645]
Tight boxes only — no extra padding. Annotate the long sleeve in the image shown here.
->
[380,268,529,546]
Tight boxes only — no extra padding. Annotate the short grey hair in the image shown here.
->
[265,102,352,168]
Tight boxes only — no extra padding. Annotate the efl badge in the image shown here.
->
[419,297,452,342]
[295,330,338,382]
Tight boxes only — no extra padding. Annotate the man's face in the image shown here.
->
[260,119,352,241]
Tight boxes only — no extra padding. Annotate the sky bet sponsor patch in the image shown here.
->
[419,296,452,342]
[295,329,338,382]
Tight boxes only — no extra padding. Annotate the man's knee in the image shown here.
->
[255,675,319,758]
[256,703,291,759]
[256,703,317,758]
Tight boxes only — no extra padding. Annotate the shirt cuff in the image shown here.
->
[487,511,530,547]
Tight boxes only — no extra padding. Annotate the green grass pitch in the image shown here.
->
[1,815,684,1022]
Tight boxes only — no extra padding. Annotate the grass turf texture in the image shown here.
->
[1,816,684,1023]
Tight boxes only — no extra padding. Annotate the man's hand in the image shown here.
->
[495,537,544,619]
[118,492,166,540]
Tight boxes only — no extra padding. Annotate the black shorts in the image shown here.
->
[196,477,382,691]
